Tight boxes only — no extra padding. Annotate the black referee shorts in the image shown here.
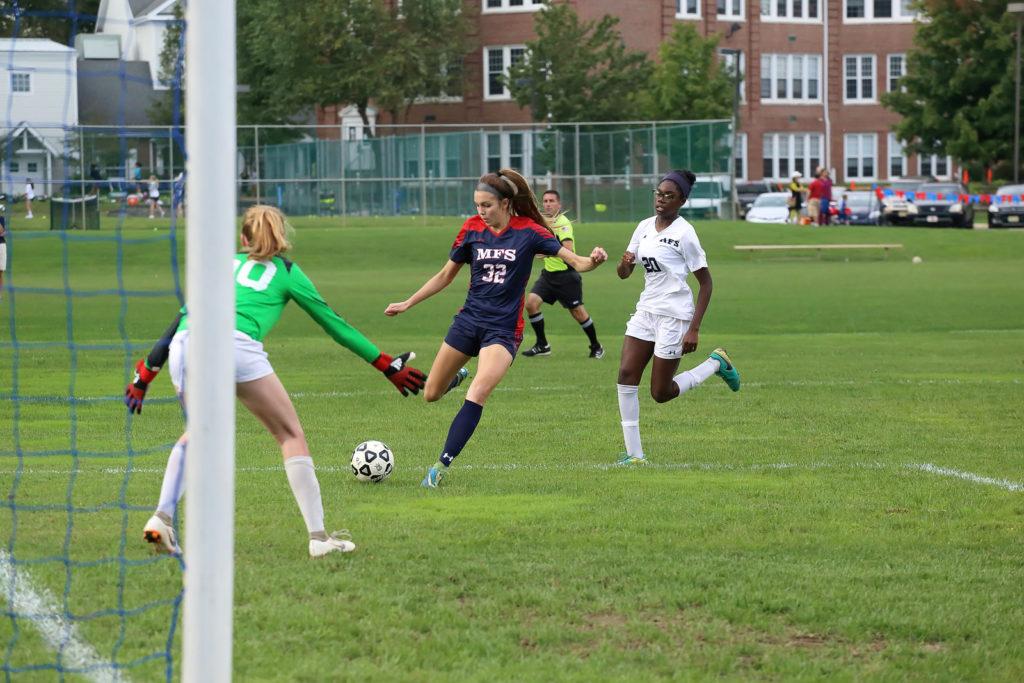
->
[530,269,584,309]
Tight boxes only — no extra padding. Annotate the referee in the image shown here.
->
[522,190,604,359]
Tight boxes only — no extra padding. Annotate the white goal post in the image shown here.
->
[183,0,237,681]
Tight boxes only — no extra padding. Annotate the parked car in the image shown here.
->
[912,183,974,228]
[988,184,1024,228]
[838,191,882,225]
[880,176,934,225]
[683,175,729,218]
[744,192,790,223]
[736,180,775,218]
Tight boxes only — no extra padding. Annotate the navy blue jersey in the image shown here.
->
[450,215,562,334]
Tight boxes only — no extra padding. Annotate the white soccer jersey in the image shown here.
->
[626,215,708,320]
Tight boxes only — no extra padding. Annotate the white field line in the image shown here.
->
[0,549,130,683]
[910,462,1024,492]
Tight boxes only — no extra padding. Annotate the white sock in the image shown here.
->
[673,358,720,395]
[616,384,644,457]
[156,440,187,517]
[284,455,325,535]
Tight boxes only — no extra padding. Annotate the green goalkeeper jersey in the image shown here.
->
[175,254,380,363]
[542,212,574,272]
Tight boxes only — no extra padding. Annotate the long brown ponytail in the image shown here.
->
[478,168,551,231]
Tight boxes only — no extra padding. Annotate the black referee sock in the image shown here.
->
[580,317,600,347]
[529,313,548,347]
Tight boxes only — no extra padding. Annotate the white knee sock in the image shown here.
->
[156,441,187,517]
[616,384,644,457]
[284,455,325,535]
[673,358,720,395]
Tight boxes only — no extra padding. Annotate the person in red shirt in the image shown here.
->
[807,169,825,224]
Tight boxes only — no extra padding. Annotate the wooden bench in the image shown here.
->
[734,243,904,259]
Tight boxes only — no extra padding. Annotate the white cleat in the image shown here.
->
[143,514,181,555]
[309,530,356,558]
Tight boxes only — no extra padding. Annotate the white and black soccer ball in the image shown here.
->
[350,440,394,483]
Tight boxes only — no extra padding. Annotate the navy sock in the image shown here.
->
[438,399,484,467]
[529,313,547,347]
[579,317,599,347]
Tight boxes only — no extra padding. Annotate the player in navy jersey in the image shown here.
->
[385,169,609,487]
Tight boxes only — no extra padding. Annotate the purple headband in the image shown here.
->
[661,171,692,198]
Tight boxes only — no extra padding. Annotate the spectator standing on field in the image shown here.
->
[0,210,7,299]
[24,179,35,219]
[787,172,804,223]
[172,171,186,218]
[148,176,166,219]
[133,161,144,195]
[819,168,833,226]
[807,169,825,224]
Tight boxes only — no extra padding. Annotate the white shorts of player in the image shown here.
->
[0,243,6,272]
[624,309,693,360]
[168,329,274,395]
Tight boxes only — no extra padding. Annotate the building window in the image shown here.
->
[887,54,906,92]
[845,133,877,180]
[11,72,31,93]
[920,153,952,179]
[484,45,526,100]
[717,0,744,19]
[8,162,19,173]
[762,133,823,179]
[719,50,746,103]
[888,133,906,178]
[735,133,748,180]
[676,0,700,18]
[845,0,917,20]
[484,131,531,175]
[761,0,819,20]
[27,162,38,173]
[760,54,820,103]
[844,55,875,102]
[482,0,544,12]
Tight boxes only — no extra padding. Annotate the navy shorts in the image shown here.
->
[444,313,522,358]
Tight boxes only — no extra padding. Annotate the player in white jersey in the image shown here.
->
[614,170,741,465]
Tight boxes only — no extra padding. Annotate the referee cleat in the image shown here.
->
[309,530,356,558]
[445,367,470,394]
[710,347,741,392]
[589,345,605,359]
[522,343,551,357]
[143,513,180,555]
[421,463,447,488]
[616,452,648,466]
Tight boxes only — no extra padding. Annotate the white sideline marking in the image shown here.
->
[0,549,130,683]
[910,463,1024,492]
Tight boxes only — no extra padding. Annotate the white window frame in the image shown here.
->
[483,45,526,101]
[482,131,533,176]
[887,53,906,92]
[844,133,878,181]
[719,50,746,103]
[762,132,824,180]
[760,54,821,104]
[10,72,32,94]
[844,54,876,103]
[482,0,544,13]
[760,0,821,23]
[887,133,907,179]
[676,0,701,18]
[919,153,953,180]
[8,161,19,173]
[844,0,918,23]
[735,133,748,180]
[717,0,745,20]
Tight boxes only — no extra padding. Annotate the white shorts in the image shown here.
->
[168,329,274,394]
[625,309,692,360]
[0,243,6,271]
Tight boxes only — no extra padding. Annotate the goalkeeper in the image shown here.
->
[125,205,426,558]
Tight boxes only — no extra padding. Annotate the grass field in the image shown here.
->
[1,210,1023,681]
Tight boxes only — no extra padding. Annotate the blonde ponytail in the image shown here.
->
[241,205,292,261]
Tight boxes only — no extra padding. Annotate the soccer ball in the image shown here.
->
[127,194,139,207]
[350,440,394,483]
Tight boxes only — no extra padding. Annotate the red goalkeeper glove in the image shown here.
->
[372,352,426,397]
[125,359,159,414]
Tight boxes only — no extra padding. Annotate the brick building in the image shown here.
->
[318,0,953,184]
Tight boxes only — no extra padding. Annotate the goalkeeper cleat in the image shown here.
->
[522,343,551,357]
[143,513,180,555]
[616,452,648,466]
[309,530,356,558]
[421,464,447,488]
[709,347,741,392]
[445,367,470,394]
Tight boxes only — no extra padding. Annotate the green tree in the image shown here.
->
[505,4,652,122]
[882,0,1017,172]
[0,0,101,45]
[642,23,734,120]
[148,2,185,126]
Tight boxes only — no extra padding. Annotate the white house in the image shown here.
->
[96,0,180,88]
[0,38,79,197]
